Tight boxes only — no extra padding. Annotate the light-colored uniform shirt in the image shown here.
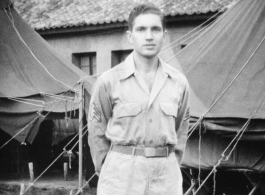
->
[88,53,190,175]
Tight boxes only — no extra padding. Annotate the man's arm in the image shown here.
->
[175,82,190,164]
[88,78,112,175]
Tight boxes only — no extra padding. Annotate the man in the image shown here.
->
[88,3,190,195]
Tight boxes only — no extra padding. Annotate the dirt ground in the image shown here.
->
[0,172,97,195]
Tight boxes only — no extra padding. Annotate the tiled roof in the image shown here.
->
[13,0,236,30]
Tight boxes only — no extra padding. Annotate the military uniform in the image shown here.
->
[88,53,190,195]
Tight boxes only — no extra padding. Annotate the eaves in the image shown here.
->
[37,12,218,36]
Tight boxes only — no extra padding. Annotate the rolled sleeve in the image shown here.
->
[88,78,112,175]
[174,82,190,163]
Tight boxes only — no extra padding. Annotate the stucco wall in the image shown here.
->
[43,22,204,75]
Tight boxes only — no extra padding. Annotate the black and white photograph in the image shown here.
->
[1,0,265,194]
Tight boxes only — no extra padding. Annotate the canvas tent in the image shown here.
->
[2,0,265,179]
[169,0,265,172]
[0,0,94,143]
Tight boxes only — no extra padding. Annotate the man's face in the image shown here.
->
[127,13,165,59]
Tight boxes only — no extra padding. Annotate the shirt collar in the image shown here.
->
[118,52,174,80]
[119,52,135,80]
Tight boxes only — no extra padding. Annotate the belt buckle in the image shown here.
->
[144,148,156,158]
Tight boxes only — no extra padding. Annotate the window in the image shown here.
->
[72,52,96,75]
[111,49,133,67]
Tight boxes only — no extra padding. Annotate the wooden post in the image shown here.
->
[78,81,84,189]
[64,162,68,181]
[19,183,25,195]
[28,162,34,182]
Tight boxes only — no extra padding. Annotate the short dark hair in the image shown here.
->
[128,3,165,31]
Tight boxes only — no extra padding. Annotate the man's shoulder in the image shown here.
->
[162,62,188,84]
[98,61,126,82]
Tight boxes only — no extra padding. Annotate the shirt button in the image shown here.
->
[149,119,153,123]
[149,140,153,144]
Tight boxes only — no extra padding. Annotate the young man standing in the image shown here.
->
[88,3,190,195]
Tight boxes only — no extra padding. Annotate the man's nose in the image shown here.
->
[145,29,154,40]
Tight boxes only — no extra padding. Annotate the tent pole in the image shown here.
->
[78,81,84,191]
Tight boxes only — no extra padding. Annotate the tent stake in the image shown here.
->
[28,162,34,182]
[78,81,84,190]
[19,183,25,195]
[64,162,68,181]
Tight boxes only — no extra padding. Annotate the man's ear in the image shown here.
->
[162,30,167,44]
[126,30,133,44]
[163,30,168,38]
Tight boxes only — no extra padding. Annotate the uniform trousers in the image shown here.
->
[97,150,183,195]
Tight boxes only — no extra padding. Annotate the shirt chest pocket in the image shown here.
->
[160,103,179,141]
[116,103,142,118]
[114,103,142,130]
[160,103,178,118]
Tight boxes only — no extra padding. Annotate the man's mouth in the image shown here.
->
[143,44,156,48]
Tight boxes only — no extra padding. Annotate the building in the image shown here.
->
[13,0,235,76]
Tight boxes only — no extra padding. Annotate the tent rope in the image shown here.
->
[0,86,78,150]
[22,124,88,195]
[193,125,246,194]
[165,0,240,64]
[188,116,204,138]
[75,173,97,195]
[82,1,241,89]
[67,125,87,153]
[160,0,239,52]
[40,93,76,102]
[7,97,46,104]
[23,151,65,194]
[198,122,202,185]
[224,91,265,160]
[0,98,58,150]
[6,93,76,109]
[200,33,265,119]
[187,32,265,140]
[24,2,239,84]
[194,157,223,194]
[160,11,222,51]
[222,120,251,161]
[0,114,41,150]
[192,87,265,195]
[207,1,262,108]
[159,19,216,56]
[7,97,45,108]
[4,7,77,92]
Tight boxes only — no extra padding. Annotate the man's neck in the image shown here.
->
[133,52,159,74]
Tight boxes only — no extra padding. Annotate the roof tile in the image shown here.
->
[13,0,237,30]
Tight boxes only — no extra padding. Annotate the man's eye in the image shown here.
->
[137,27,145,31]
[153,27,162,32]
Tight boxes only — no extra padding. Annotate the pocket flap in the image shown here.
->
[160,103,178,117]
[116,103,142,118]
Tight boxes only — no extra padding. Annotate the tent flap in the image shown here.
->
[183,131,265,172]
[0,3,94,143]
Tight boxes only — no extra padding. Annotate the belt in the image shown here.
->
[110,144,174,158]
